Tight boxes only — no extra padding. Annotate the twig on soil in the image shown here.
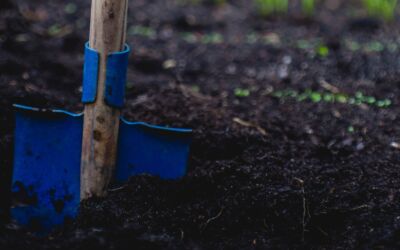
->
[233,117,267,136]
[201,207,225,232]
[178,84,210,100]
[317,226,328,237]
[262,86,274,96]
[319,79,340,93]
[350,204,370,211]
[294,177,307,242]
[108,185,127,192]
[390,142,400,150]
[263,219,274,233]
[129,94,149,107]
[257,153,269,160]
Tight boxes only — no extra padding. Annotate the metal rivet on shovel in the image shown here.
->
[9,0,192,232]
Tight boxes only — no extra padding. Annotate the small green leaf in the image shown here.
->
[377,100,386,107]
[128,25,156,39]
[202,33,223,44]
[366,96,376,104]
[323,93,334,102]
[246,33,259,44]
[336,94,348,103]
[65,3,77,14]
[191,85,200,92]
[355,91,364,99]
[317,45,329,57]
[302,0,315,16]
[48,24,62,36]
[377,99,392,108]
[297,93,308,101]
[383,99,392,106]
[235,88,250,97]
[286,90,298,98]
[272,91,284,98]
[310,92,322,102]
[365,41,385,52]
[297,40,312,49]
[387,43,398,52]
[348,97,356,105]
[347,40,361,51]
[182,32,197,43]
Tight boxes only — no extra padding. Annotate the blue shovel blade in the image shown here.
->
[116,118,192,182]
[11,105,192,231]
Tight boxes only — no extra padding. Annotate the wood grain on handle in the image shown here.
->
[81,0,128,200]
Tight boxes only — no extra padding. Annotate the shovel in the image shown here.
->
[10,0,192,231]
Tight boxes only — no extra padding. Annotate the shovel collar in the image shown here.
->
[82,42,131,108]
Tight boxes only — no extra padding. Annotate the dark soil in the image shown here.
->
[1,0,400,249]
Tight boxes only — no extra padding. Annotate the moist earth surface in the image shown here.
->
[1,0,400,249]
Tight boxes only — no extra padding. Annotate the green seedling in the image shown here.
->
[335,93,348,103]
[302,0,315,16]
[235,88,251,97]
[48,24,62,36]
[323,93,334,102]
[177,0,201,5]
[65,3,77,14]
[128,25,156,39]
[310,92,322,102]
[191,85,200,93]
[212,0,226,6]
[263,33,281,45]
[345,40,361,51]
[247,33,259,44]
[286,89,298,98]
[272,90,284,98]
[366,96,376,104]
[182,32,198,43]
[345,39,398,53]
[272,89,297,98]
[275,0,289,13]
[377,99,392,107]
[346,97,357,104]
[364,41,385,52]
[255,0,289,17]
[387,42,398,52]
[316,44,329,57]
[271,88,392,108]
[182,32,224,44]
[297,92,308,101]
[178,0,226,6]
[201,32,223,44]
[297,39,313,49]
[363,0,398,21]
[170,28,396,57]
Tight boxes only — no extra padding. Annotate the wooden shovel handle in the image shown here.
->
[81,0,129,200]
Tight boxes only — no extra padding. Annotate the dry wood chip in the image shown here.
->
[390,142,400,149]
[233,117,267,136]
[320,79,340,93]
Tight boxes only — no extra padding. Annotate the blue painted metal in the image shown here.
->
[116,119,192,182]
[82,42,131,108]
[11,105,192,231]
[82,43,99,103]
[12,105,83,231]
[105,44,130,108]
